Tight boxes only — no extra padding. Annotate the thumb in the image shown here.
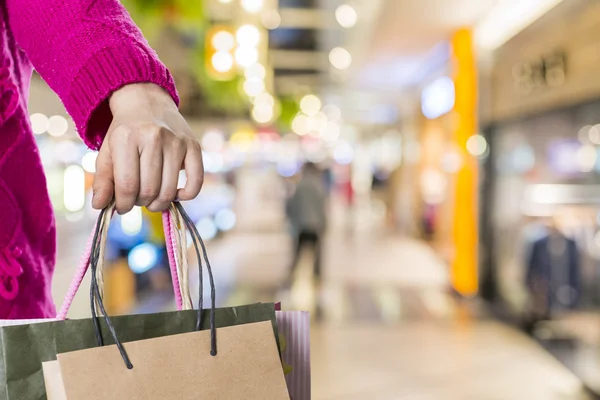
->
[92,145,115,210]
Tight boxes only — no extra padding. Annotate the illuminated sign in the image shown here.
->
[421,76,455,119]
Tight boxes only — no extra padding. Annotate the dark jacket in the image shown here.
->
[526,234,580,311]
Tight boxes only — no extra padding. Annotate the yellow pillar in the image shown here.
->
[451,28,478,296]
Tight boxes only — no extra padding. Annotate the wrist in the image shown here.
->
[109,83,177,116]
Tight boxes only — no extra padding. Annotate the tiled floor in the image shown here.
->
[311,322,591,400]
[51,205,594,399]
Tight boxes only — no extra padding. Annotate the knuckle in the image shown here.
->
[138,185,159,200]
[188,137,201,150]
[145,126,164,145]
[157,194,175,204]
[117,183,137,197]
[171,138,186,154]
[112,125,134,138]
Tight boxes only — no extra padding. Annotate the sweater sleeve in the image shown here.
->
[6,0,179,150]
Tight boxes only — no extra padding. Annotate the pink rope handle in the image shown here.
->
[56,209,184,320]
[163,209,184,310]
[56,221,98,320]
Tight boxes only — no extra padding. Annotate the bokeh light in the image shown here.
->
[128,243,159,274]
[577,144,597,172]
[466,135,488,157]
[235,47,259,68]
[300,95,322,116]
[196,218,218,241]
[211,30,235,51]
[47,115,69,137]
[236,24,261,48]
[335,4,358,28]
[262,10,282,30]
[215,209,237,231]
[30,113,49,135]
[81,151,97,173]
[212,51,234,73]
[63,165,85,212]
[329,47,352,70]
[241,0,263,13]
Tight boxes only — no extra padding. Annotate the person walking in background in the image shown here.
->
[285,163,328,289]
[0,0,203,318]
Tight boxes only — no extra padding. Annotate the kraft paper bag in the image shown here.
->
[45,321,289,400]
[276,311,311,400]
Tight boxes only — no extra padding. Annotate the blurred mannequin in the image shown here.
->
[526,217,580,322]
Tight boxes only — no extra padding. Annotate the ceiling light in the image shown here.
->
[475,0,564,50]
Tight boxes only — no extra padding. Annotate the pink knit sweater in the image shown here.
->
[0,0,179,318]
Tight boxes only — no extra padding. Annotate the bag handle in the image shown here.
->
[57,204,191,319]
[59,202,217,369]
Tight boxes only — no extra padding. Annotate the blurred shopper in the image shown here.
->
[285,163,327,287]
[0,1,202,318]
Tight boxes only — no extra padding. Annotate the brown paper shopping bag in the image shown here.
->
[44,321,289,400]
[40,202,289,399]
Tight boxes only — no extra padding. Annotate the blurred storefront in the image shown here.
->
[481,0,600,392]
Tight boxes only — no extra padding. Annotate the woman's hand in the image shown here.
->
[92,83,203,214]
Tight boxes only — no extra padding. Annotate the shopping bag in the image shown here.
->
[277,310,311,400]
[0,202,283,400]
[42,321,288,399]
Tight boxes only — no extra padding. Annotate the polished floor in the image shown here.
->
[51,201,593,399]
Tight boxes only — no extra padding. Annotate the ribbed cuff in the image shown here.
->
[64,43,179,150]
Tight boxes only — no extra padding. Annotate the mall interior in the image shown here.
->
[25,0,600,398]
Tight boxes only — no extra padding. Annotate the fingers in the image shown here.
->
[147,137,186,212]
[177,140,204,201]
[112,130,140,214]
[92,145,115,210]
[137,136,163,207]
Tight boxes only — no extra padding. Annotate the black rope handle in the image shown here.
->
[174,202,217,356]
[88,202,217,369]
[89,207,133,369]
